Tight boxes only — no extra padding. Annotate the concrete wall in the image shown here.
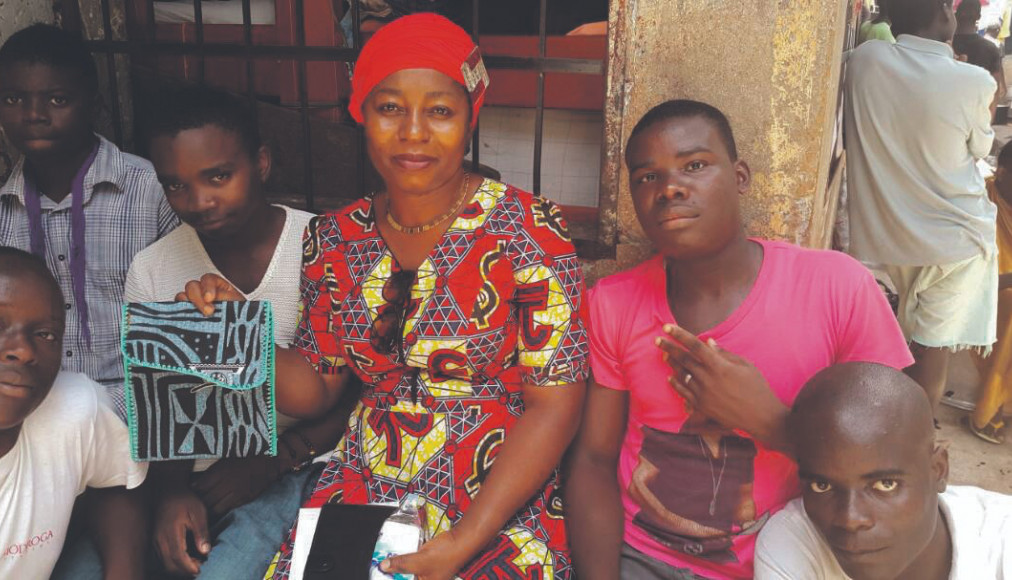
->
[0,1,51,41]
[598,0,850,270]
[0,0,53,184]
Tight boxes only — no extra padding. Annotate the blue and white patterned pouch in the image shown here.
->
[121,301,276,461]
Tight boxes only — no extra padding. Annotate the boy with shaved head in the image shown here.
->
[755,362,1012,579]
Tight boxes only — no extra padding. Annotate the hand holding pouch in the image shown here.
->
[121,301,276,461]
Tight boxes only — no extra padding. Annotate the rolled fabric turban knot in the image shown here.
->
[348,12,490,128]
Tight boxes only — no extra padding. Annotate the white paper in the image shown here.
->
[289,507,322,580]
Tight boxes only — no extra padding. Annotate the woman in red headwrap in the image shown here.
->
[176,12,588,580]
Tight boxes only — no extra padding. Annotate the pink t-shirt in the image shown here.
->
[588,240,913,580]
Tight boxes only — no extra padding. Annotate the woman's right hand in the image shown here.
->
[174,273,244,315]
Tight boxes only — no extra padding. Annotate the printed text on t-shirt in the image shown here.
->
[2,530,55,559]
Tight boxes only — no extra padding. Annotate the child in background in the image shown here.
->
[0,24,178,414]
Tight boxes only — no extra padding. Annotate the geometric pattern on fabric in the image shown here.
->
[430,231,476,276]
[342,293,373,340]
[346,238,386,283]
[368,475,405,505]
[413,288,470,337]
[308,214,344,257]
[547,324,591,385]
[507,229,546,271]
[552,254,584,311]
[466,327,507,370]
[447,404,487,441]
[413,453,455,506]
[265,179,590,579]
[483,189,526,237]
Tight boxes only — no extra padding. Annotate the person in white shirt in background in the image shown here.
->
[844,0,999,417]
[0,247,147,580]
[755,362,1012,580]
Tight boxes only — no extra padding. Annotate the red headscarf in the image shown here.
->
[349,13,489,128]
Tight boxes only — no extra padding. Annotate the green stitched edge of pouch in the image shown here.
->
[121,303,141,463]
[264,303,277,457]
[122,301,278,460]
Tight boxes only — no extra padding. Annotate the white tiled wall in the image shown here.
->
[470,106,603,207]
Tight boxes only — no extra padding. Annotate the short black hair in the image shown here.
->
[877,0,892,20]
[0,246,64,316]
[890,0,952,37]
[953,32,1002,72]
[0,24,99,95]
[139,84,261,160]
[626,99,738,161]
[955,0,981,22]
[997,139,1012,169]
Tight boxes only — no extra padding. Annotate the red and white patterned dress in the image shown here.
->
[266,179,589,579]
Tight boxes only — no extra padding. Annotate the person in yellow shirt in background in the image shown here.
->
[998,0,1012,47]
[969,141,1012,443]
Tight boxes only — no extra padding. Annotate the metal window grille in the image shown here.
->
[80,0,615,256]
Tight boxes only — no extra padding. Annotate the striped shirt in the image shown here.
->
[0,135,178,398]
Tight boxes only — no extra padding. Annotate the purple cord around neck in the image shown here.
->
[23,141,100,346]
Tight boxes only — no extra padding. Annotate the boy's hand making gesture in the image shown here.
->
[656,324,793,456]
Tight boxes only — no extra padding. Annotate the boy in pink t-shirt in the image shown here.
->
[565,100,913,580]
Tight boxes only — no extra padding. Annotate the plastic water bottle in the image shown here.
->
[370,494,425,580]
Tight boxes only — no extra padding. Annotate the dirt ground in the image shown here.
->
[938,351,1012,494]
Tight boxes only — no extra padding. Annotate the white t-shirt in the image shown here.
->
[124,204,314,471]
[0,372,147,579]
[755,486,1012,579]
[844,35,998,267]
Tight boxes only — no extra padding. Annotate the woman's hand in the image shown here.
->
[174,273,244,315]
[384,381,584,579]
[379,529,474,580]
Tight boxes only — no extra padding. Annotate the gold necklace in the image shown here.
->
[385,173,471,235]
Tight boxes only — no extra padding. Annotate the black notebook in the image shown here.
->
[304,503,398,580]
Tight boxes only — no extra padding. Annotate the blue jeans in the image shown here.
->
[52,464,323,580]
